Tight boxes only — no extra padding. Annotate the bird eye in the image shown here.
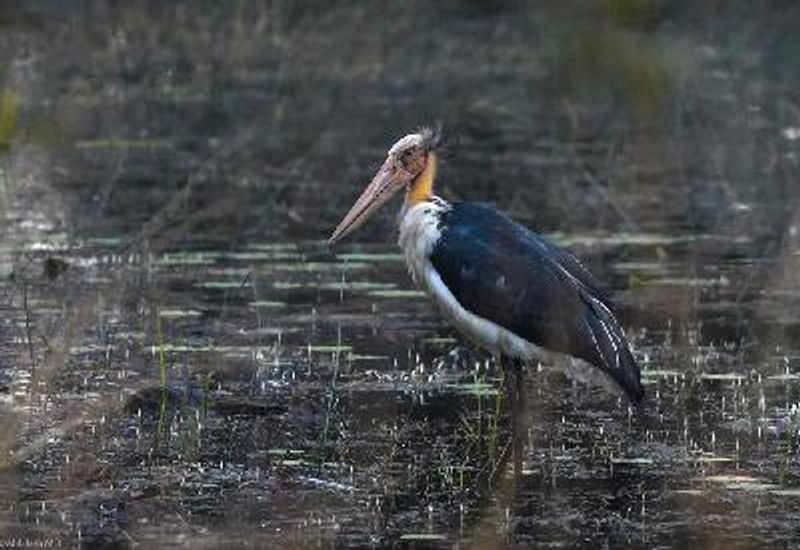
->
[399,148,421,169]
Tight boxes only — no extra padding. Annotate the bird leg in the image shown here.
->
[501,355,527,478]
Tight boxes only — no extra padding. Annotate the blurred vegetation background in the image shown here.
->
[0,1,797,246]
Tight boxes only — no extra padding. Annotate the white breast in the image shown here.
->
[398,201,445,285]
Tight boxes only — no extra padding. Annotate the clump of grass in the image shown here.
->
[154,310,169,444]
[0,89,18,151]
[456,370,506,488]
[318,324,344,467]
[155,310,168,390]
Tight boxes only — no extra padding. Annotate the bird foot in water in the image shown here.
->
[501,356,528,478]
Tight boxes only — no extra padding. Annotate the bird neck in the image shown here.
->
[405,152,437,207]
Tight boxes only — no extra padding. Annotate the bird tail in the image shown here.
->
[584,299,644,404]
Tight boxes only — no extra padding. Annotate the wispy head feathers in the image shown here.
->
[418,123,456,158]
[418,125,442,151]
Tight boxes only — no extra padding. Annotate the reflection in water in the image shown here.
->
[0,1,799,547]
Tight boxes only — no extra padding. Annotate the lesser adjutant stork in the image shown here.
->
[329,128,643,441]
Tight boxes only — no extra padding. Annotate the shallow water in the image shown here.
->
[1,2,799,548]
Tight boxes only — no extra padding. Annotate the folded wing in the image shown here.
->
[430,202,643,402]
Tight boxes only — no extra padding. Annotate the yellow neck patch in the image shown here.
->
[406,152,437,205]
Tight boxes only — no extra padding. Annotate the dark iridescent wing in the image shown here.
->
[430,202,642,402]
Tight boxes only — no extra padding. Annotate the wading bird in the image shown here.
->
[329,128,643,459]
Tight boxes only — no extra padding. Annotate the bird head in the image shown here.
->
[329,127,440,245]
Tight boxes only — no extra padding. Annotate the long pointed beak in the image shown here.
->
[329,160,410,245]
